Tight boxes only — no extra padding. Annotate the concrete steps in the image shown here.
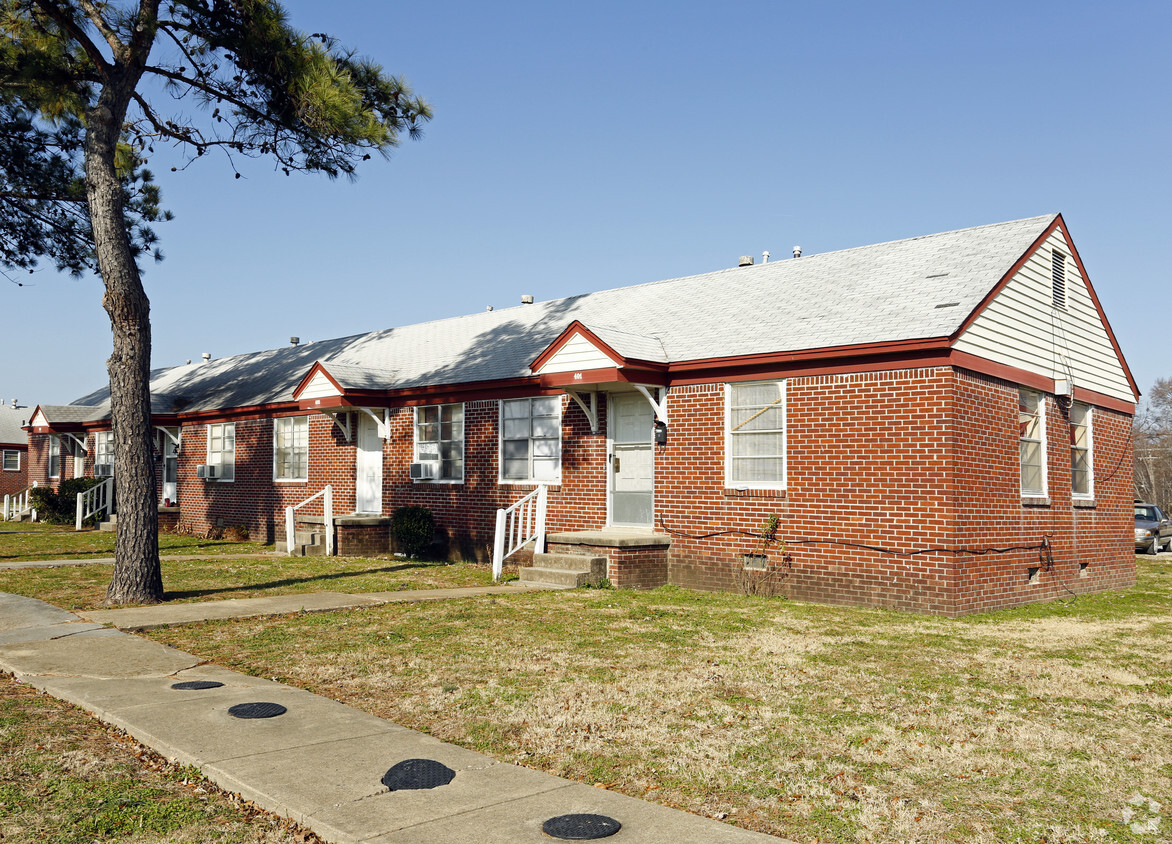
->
[519,551,606,588]
[275,529,326,557]
[99,513,117,532]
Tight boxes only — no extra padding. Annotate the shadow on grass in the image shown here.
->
[1,539,260,562]
[162,562,436,601]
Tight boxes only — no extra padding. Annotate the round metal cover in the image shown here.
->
[228,701,287,719]
[541,813,622,840]
[381,758,456,791]
[171,680,224,690]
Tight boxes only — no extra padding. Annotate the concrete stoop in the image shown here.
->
[275,529,327,557]
[519,551,606,588]
[99,513,117,532]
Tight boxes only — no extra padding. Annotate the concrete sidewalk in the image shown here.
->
[0,591,792,843]
[77,584,558,630]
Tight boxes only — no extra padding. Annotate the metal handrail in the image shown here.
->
[285,485,333,556]
[76,477,115,530]
[492,485,547,580]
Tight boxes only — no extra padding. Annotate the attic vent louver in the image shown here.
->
[1051,250,1067,309]
[738,256,754,267]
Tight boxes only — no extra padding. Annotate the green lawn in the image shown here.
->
[0,521,263,562]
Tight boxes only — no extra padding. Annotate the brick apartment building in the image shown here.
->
[0,400,29,501]
[25,214,1139,615]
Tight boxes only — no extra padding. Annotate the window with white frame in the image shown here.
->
[273,416,308,481]
[1019,388,1046,497]
[500,396,561,482]
[726,381,787,488]
[48,436,60,479]
[1070,402,1092,498]
[2,449,18,471]
[207,422,235,481]
[415,403,464,481]
[94,430,114,476]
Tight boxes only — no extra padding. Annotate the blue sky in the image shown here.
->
[3,0,1169,408]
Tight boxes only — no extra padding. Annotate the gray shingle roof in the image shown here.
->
[0,403,31,445]
[72,214,1056,416]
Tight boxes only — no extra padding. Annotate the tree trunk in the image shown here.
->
[85,71,162,605]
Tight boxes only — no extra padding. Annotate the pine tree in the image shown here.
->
[0,0,430,603]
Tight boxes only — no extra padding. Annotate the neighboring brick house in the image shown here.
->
[26,214,1139,615]
[0,400,30,502]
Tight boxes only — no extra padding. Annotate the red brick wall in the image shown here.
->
[0,444,27,499]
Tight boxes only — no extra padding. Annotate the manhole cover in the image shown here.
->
[542,813,622,840]
[381,758,456,791]
[171,680,224,690]
[227,702,286,719]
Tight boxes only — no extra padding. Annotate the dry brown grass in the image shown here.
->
[145,564,1172,843]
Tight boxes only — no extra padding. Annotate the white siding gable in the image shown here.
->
[298,370,343,400]
[953,226,1133,403]
[536,332,619,375]
[29,409,47,428]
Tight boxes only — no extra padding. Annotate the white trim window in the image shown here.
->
[415,403,464,482]
[48,436,60,479]
[725,381,787,488]
[1070,402,1092,498]
[1019,388,1046,497]
[94,430,115,476]
[273,416,308,481]
[500,396,561,482]
[207,422,236,481]
[2,449,19,471]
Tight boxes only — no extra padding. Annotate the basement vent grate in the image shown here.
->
[171,680,224,691]
[542,814,622,840]
[228,702,287,719]
[381,759,456,791]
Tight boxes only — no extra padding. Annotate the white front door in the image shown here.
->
[609,393,654,526]
[162,437,178,505]
[355,413,383,515]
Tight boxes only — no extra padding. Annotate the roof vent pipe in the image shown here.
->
[486,305,494,311]
[793,245,802,258]
[201,352,211,362]
[738,256,754,267]
[520,294,534,305]
[290,336,300,346]
[762,251,770,264]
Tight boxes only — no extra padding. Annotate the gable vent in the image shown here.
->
[1051,250,1067,309]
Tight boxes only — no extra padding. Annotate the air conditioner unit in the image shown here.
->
[409,462,438,480]
[93,464,113,478]
[196,464,219,480]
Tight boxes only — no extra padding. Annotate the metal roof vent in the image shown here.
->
[290,336,300,346]
[762,251,770,264]
[201,353,211,362]
[793,245,802,258]
[520,294,534,304]
[738,256,754,267]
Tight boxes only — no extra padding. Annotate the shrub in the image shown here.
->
[392,506,435,559]
[29,477,104,525]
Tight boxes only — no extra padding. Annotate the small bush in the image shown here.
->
[392,506,435,559]
[30,478,104,526]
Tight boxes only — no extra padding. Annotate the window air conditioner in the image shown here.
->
[94,464,113,478]
[196,464,219,480]
[409,462,438,480]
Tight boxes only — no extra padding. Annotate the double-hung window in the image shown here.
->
[1019,389,1046,497]
[1070,402,1092,498]
[2,449,18,471]
[95,431,115,476]
[273,416,308,481]
[415,404,464,482]
[207,422,235,481]
[48,437,60,479]
[500,397,561,482]
[726,381,787,488]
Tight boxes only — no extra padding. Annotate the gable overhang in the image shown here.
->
[950,213,1140,401]
[530,321,627,373]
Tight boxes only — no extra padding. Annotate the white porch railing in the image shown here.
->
[285,485,333,557]
[492,484,548,580]
[76,477,115,530]
[3,484,35,521]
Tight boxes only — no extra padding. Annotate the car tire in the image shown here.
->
[1148,538,1160,555]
